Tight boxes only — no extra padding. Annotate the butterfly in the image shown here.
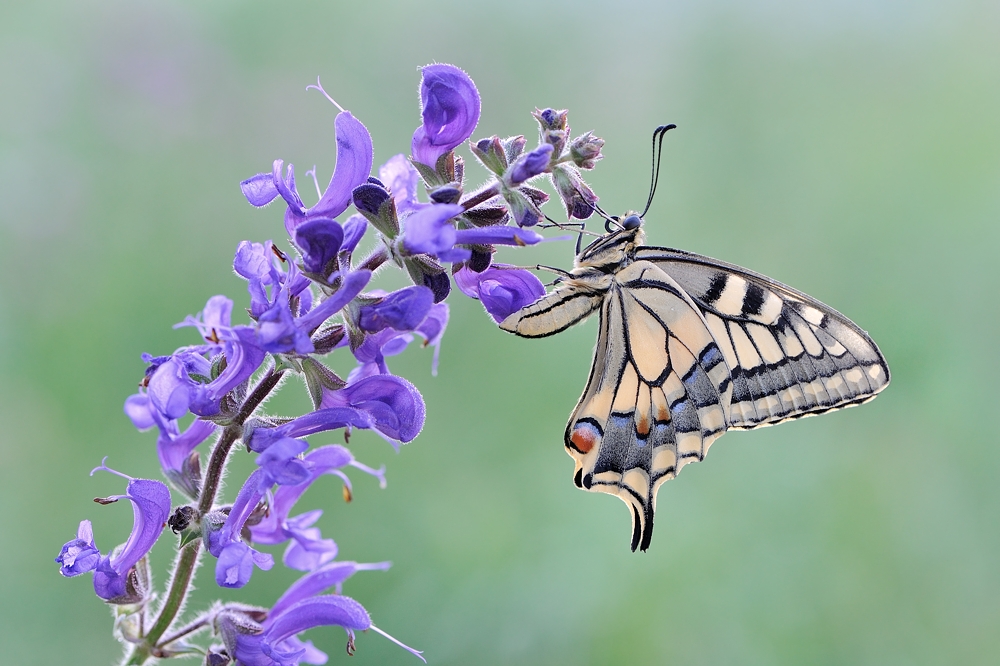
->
[499,127,890,552]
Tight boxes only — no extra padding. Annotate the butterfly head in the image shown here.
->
[576,211,645,269]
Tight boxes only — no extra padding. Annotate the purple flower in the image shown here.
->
[55,520,100,577]
[125,392,217,496]
[256,437,311,487]
[321,374,425,446]
[402,204,543,262]
[208,469,274,588]
[250,445,384,572]
[350,303,449,378]
[255,269,371,355]
[341,214,368,254]
[379,154,428,217]
[358,286,435,334]
[507,144,554,186]
[411,64,480,168]
[224,593,424,665]
[455,263,545,323]
[293,217,344,277]
[56,463,172,603]
[251,446,383,536]
[241,111,373,236]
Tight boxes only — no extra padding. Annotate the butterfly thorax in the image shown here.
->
[573,218,646,277]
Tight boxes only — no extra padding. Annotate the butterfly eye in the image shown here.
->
[622,214,642,230]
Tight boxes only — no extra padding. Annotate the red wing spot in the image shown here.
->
[656,403,670,422]
[569,423,600,453]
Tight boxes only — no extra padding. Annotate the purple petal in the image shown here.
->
[401,204,465,255]
[342,214,368,253]
[213,469,267,557]
[322,374,425,444]
[281,521,338,572]
[508,144,554,185]
[147,358,192,420]
[412,64,481,167]
[247,411,372,454]
[263,596,371,645]
[294,217,344,275]
[257,297,314,355]
[453,226,544,247]
[84,477,171,599]
[294,269,371,333]
[307,112,374,220]
[206,326,267,398]
[269,561,387,620]
[272,160,304,211]
[124,394,155,431]
[240,172,280,207]
[56,520,101,577]
[257,437,311,487]
[379,154,427,216]
[358,286,434,333]
[216,541,274,589]
[157,418,216,475]
[250,445,357,544]
[456,264,545,323]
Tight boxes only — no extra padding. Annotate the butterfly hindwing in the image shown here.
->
[637,247,890,428]
[564,261,731,551]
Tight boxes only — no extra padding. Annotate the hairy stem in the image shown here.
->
[460,182,500,210]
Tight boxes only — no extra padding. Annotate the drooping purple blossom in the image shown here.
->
[455,263,546,323]
[320,373,426,446]
[358,286,435,334]
[57,463,172,603]
[402,203,543,262]
[350,302,449,379]
[411,64,481,168]
[241,111,374,236]
[207,469,274,589]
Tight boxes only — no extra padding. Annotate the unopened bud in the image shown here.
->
[470,136,508,176]
[570,131,604,170]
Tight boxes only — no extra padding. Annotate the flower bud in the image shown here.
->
[470,136,508,176]
[551,164,599,219]
[506,144,554,186]
[428,183,463,204]
[533,108,569,156]
[570,130,605,170]
[351,181,400,239]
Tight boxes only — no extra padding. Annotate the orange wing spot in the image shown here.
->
[636,413,650,436]
[569,424,600,453]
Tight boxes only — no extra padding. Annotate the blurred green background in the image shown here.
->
[2,0,998,664]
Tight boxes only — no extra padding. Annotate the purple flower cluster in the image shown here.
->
[57,63,605,665]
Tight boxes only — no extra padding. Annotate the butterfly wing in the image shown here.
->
[563,260,733,551]
[635,246,890,428]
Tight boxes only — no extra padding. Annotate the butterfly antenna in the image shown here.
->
[640,124,676,218]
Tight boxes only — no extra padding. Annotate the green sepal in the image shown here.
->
[356,195,400,240]
[411,158,442,186]
[470,136,508,176]
[210,354,228,381]
[301,357,346,410]
[271,354,302,375]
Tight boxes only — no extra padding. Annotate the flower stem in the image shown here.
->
[460,182,500,210]
[126,365,286,665]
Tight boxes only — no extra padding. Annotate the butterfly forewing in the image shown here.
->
[636,247,890,429]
